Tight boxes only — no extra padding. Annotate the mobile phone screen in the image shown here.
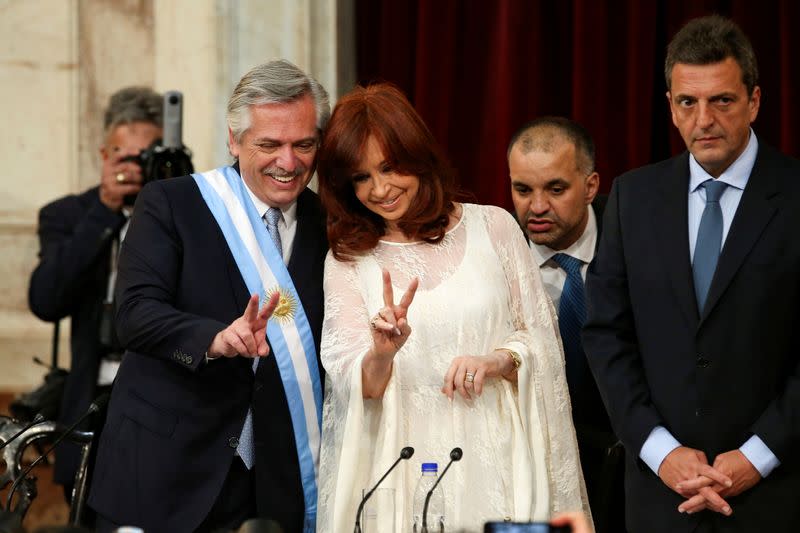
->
[483,522,568,533]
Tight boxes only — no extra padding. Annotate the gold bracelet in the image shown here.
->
[495,348,521,371]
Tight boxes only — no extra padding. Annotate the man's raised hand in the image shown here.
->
[207,292,280,359]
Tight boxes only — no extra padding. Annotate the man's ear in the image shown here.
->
[666,91,679,128]
[228,127,240,158]
[749,86,761,124]
[585,172,600,204]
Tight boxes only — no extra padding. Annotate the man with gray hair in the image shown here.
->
[88,60,330,533]
[29,86,163,508]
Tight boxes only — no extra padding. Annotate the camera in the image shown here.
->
[123,91,194,205]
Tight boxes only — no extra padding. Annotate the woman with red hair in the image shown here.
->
[315,84,588,532]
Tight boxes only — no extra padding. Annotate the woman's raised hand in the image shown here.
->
[369,269,418,360]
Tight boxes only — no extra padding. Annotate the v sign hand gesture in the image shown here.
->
[361,270,418,399]
[369,269,419,360]
[207,291,280,359]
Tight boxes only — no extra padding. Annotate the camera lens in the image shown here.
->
[168,94,179,105]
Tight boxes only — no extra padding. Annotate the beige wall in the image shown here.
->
[0,0,354,391]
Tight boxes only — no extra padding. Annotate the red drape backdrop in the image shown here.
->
[355,0,800,206]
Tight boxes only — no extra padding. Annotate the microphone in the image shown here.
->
[354,446,414,533]
[421,447,462,532]
[5,392,110,510]
[0,413,46,451]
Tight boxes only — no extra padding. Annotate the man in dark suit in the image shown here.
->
[508,117,623,533]
[28,87,163,502]
[88,60,330,533]
[584,16,800,532]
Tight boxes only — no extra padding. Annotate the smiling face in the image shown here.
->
[509,140,599,250]
[668,57,760,177]
[228,94,319,208]
[352,136,420,239]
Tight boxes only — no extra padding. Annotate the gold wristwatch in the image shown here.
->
[496,348,521,371]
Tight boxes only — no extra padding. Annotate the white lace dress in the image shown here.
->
[317,203,589,532]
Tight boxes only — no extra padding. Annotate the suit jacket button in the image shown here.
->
[228,436,239,448]
[697,357,710,368]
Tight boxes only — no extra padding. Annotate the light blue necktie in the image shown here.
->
[693,180,727,312]
[236,208,284,468]
[552,253,588,393]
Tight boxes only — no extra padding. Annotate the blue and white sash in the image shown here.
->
[192,166,322,530]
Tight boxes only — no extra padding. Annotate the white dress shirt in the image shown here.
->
[530,205,598,306]
[639,130,780,478]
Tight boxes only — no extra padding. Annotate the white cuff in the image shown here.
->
[639,426,681,475]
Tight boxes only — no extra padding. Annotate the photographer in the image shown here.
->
[28,87,163,502]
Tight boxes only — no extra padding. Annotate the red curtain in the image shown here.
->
[356,0,800,206]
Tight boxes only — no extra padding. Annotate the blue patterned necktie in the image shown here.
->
[264,207,283,260]
[693,180,727,312]
[552,253,587,392]
[236,208,284,469]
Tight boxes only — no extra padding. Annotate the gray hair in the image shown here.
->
[507,116,596,176]
[665,15,759,96]
[227,59,331,143]
[103,86,163,133]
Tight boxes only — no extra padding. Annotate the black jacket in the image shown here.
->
[87,174,328,533]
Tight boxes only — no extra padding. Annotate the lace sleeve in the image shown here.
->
[318,251,381,532]
[319,251,372,398]
[483,206,592,522]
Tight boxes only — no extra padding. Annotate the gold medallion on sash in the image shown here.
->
[265,286,297,323]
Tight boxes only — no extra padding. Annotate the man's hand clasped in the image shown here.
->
[659,446,761,517]
[207,292,280,359]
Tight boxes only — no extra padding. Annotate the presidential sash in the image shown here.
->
[192,166,322,530]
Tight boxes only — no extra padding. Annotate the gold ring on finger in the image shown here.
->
[116,172,126,183]
[369,315,380,330]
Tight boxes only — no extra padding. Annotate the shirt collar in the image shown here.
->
[530,204,597,267]
[242,179,298,227]
[689,128,758,193]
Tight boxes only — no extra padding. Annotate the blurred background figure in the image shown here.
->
[27,87,163,508]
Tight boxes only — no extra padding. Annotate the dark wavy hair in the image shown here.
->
[317,83,457,261]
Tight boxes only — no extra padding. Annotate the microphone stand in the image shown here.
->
[354,446,414,533]
[0,414,45,451]
[5,393,109,511]
[421,448,462,533]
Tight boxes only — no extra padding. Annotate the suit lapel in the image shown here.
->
[700,148,780,323]
[652,154,700,327]
[287,188,325,281]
